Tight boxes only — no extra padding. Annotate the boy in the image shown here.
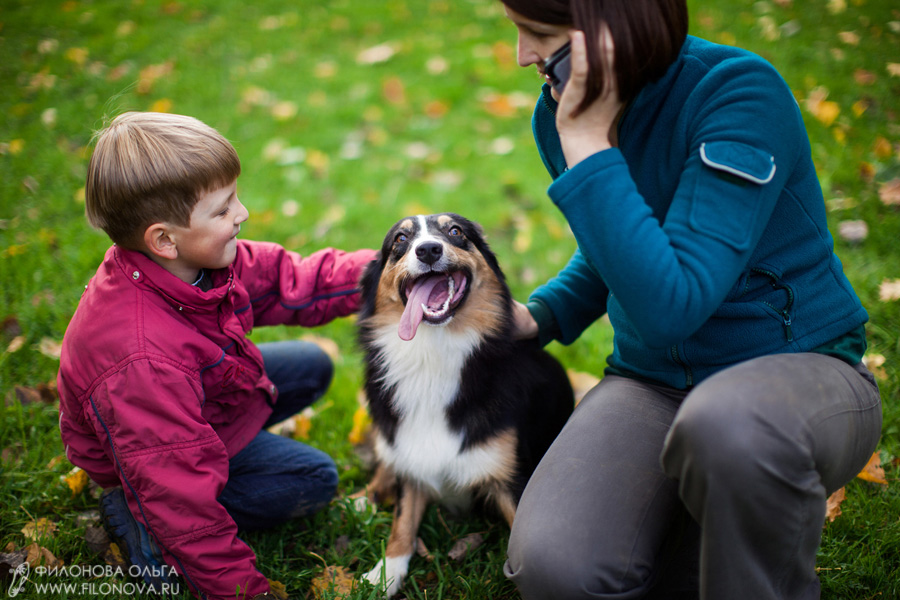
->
[57,112,376,600]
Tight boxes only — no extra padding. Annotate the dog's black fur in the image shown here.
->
[357,213,573,596]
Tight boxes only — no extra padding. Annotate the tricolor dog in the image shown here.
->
[357,213,574,596]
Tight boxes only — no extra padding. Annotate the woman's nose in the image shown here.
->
[517,35,542,68]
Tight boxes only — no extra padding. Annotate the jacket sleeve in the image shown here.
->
[86,359,270,600]
[528,247,609,346]
[234,240,377,327]
[546,56,801,348]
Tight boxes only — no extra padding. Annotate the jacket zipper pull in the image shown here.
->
[782,311,793,342]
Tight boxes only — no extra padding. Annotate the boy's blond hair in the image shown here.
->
[85,112,241,249]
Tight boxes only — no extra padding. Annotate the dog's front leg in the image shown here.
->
[364,480,429,597]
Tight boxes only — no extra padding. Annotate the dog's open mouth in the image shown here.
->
[398,271,468,341]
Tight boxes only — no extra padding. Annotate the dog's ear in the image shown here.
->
[452,214,506,285]
[358,252,383,319]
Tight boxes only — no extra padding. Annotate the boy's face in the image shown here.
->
[169,180,249,279]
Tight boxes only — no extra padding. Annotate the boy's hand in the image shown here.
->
[512,301,538,340]
[556,26,624,168]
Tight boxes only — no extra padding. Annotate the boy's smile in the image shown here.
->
[162,180,249,283]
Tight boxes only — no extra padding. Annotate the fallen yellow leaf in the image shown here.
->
[65,466,90,496]
[856,452,888,485]
[267,579,289,600]
[825,487,845,523]
[873,137,893,159]
[348,404,372,446]
[149,98,173,113]
[64,47,89,66]
[293,411,313,440]
[382,76,406,105]
[311,565,356,599]
[805,87,840,127]
[22,518,57,541]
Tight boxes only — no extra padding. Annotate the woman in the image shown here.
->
[499,1,882,598]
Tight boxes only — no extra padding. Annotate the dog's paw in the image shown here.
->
[363,555,410,598]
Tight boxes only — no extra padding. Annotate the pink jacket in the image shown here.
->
[58,240,375,599]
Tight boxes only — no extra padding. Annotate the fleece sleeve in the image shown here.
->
[233,240,377,327]
[528,247,610,345]
[547,56,803,348]
[86,359,269,600]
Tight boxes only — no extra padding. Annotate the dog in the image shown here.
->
[357,213,574,596]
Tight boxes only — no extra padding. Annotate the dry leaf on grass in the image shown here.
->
[311,565,356,599]
[879,278,900,302]
[64,466,90,496]
[448,532,484,561]
[568,370,601,407]
[22,518,57,541]
[856,452,888,485]
[825,487,846,523]
[267,579,289,600]
[348,404,372,446]
[416,537,434,561]
[880,179,900,207]
[84,525,111,555]
[104,542,127,568]
[24,542,64,568]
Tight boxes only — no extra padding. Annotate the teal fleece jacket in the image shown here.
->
[528,35,867,389]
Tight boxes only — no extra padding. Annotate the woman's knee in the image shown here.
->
[507,516,656,599]
[660,362,811,494]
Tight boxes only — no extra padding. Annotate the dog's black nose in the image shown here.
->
[415,241,443,265]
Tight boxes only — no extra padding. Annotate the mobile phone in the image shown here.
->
[545,41,571,94]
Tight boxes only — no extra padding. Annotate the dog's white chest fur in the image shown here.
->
[371,325,506,497]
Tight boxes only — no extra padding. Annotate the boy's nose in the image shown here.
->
[235,198,249,223]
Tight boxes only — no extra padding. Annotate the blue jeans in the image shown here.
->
[217,340,339,531]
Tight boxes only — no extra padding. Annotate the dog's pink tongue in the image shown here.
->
[399,274,447,341]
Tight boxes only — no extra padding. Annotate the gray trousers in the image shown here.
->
[504,353,881,600]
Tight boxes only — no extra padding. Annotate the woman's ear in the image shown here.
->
[143,223,178,260]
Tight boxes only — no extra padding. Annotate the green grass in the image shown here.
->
[1,0,898,598]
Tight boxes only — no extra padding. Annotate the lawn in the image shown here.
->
[1,0,898,598]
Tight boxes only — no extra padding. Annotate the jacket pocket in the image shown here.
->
[689,141,776,251]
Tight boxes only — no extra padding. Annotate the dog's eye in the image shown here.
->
[448,226,462,237]
[394,233,408,244]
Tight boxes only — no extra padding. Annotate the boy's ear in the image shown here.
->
[143,223,178,260]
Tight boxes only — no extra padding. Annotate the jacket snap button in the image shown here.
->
[132,271,140,280]
[269,384,276,394]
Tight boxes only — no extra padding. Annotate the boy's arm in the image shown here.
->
[234,240,376,327]
[87,359,270,600]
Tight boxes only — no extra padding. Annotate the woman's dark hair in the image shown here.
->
[501,0,688,110]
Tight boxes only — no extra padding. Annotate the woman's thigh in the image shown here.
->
[505,375,690,599]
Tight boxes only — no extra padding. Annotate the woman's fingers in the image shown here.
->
[558,30,588,114]
[598,22,616,100]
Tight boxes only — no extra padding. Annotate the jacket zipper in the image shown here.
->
[751,268,794,342]
[670,344,693,387]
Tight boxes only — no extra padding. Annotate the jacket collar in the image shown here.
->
[111,245,234,314]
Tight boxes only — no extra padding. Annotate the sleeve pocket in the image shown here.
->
[689,141,776,251]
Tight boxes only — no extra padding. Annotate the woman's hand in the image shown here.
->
[512,300,539,340]
[556,26,624,168]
